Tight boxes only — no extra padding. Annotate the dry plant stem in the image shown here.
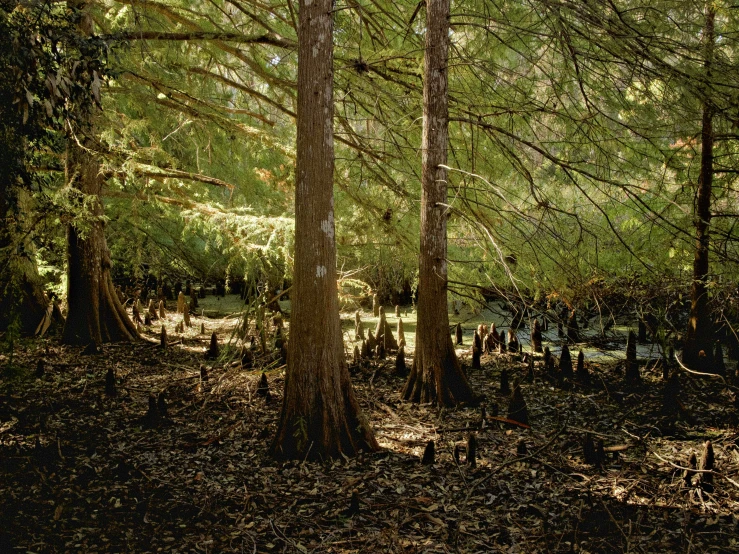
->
[675,353,729,385]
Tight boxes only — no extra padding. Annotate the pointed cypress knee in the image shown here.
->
[625,330,640,383]
[206,332,219,359]
[576,350,589,385]
[257,372,269,397]
[353,345,361,365]
[500,368,510,396]
[698,441,714,492]
[421,440,435,465]
[367,329,376,351]
[531,318,543,353]
[144,395,159,427]
[472,345,481,370]
[507,330,519,353]
[395,345,407,376]
[684,452,697,486]
[567,310,580,343]
[105,367,116,396]
[560,344,573,380]
[160,326,168,348]
[662,372,680,416]
[507,381,528,425]
[466,433,477,468]
[455,322,463,345]
[498,330,506,354]
[397,318,405,345]
[526,356,535,382]
[157,392,168,418]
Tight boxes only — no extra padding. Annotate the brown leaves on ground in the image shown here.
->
[0,318,738,553]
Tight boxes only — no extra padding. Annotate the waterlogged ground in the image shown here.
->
[1,295,738,553]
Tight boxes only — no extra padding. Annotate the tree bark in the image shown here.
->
[61,3,137,346]
[683,5,715,370]
[401,0,475,406]
[270,0,378,460]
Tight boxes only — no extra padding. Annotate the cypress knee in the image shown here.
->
[531,318,543,353]
[625,330,640,382]
[206,332,219,359]
[560,344,573,380]
[507,381,528,425]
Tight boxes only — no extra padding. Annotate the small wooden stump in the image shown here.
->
[160,326,168,348]
[684,452,697,486]
[472,345,481,370]
[105,367,116,396]
[395,346,407,376]
[507,330,519,353]
[560,344,573,380]
[157,392,168,418]
[177,291,186,314]
[567,310,580,342]
[206,332,219,359]
[500,368,510,396]
[455,323,463,345]
[698,441,715,492]
[576,350,589,385]
[625,330,640,383]
[257,372,269,397]
[531,319,543,353]
[159,300,166,320]
[466,433,477,468]
[507,381,528,425]
[421,440,435,465]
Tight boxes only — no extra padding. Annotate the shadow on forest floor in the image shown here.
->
[0,302,738,553]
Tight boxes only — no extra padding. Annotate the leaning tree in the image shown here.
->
[270,0,379,459]
[401,0,476,406]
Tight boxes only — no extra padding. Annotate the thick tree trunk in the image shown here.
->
[0,186,49,335]
[684,6,715,370]
[62,140,138,345]
[61,3,137,346]
[402,0,475,406]
[270,0,378,460]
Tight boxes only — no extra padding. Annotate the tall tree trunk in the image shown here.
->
[683,5,715,370]
[0,186,48,336]
[402,0,475,406]
[270,0,378,460]
[61,2,137,346]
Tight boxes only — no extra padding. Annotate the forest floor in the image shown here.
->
[1,299,739,553]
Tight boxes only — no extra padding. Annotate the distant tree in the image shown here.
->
[402,0,475,406]
[270,0,378,459]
